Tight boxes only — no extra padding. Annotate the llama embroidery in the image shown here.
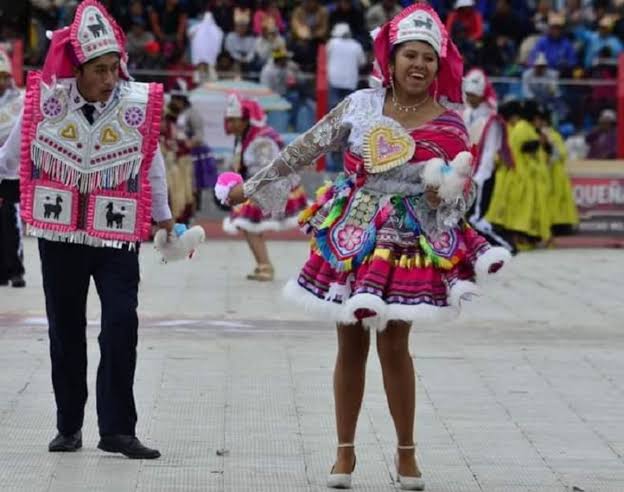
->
[87,13,108,38]
[43,195,63,220]
[105,202,126,229]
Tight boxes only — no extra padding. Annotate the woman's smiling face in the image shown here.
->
[391,41,439,96]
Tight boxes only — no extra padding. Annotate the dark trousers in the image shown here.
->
[38,239,140,436]
[0,180,25,282]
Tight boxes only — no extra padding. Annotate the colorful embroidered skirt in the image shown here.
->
[223,185,308,233]
[285,175,510,327]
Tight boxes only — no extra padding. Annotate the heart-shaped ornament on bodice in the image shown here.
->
[363,124,415,174]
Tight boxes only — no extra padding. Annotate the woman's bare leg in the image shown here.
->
[377,320,421,477]
[242,231,271,266]
[332,321,370,473]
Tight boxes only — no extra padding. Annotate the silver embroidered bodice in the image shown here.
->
[243,88,473,233]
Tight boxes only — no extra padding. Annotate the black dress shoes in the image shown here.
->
[10,275,26,288]
[49,431,82,452]
[98,435,161,459]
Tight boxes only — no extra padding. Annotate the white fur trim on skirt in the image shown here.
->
[282,279,461,331]
[222,215,300,234]
[474,247,511,283]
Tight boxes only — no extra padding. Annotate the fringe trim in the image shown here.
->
[31,144,142,194]
[27,226,137,250]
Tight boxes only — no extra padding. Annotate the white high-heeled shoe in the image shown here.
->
[395,445,425,490]
[327,443,356,489]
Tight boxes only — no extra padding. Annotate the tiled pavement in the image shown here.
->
[0,238,622,491]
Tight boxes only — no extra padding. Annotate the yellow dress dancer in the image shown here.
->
[543,125,579,234]
[484,101,521,244]
[487,102,551,246]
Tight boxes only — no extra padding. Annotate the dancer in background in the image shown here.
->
[222,92,307,281]
[462,68,516,253]
[0,47,25,287]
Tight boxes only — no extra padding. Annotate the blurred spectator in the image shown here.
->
[366,0,402,31]
[326,22,365,171]
[522,53,560,105]
[583,16,623,69]
[224,8,257,73]
[613,2,624,43]
[149,0,189,57]
[126,19,156,69]
[451,18,480,69]
[253,0,286,35]
[289,0,329,72]
[586,109,617,159]
[564,127,590,160]
[135,40,166,84]
[586,51,617,119]
[490,0,527,44]
[208,0,235,33]
[527,13,577,74]
[532,0,551,35]
[260,47,299,96]
[166,49,195,92]
[329,0,367,47]
[30,0,62,30]
[254,17,286,69]
[121,0,149,31]
[327,23,366,107]
[564,0,596,27]
[446,0,484,43]
[216,51,241,79]
[189,11,223,84]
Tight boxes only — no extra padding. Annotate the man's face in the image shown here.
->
[74,53,120,103]
[465,93,482,109]
[548,25,563,39]
[0,72,11,96]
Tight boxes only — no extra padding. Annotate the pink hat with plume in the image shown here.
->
[225,92,267,128]
[462,68,497,108]
[41,0,130,84]
[372,4,464,105]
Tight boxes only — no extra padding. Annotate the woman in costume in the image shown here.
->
[539,107,579,236]
[487,100,552,248]
[222,92,307,281]
[220,4,510,489]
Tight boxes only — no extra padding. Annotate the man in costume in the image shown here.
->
[0,48,26,288]
[0,0,172,459]
[462,68,516,253]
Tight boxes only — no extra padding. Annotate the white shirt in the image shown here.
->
[463,102,501,186]
[327,37,366,91]
[0,79,172,222]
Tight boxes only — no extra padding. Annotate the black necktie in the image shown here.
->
[82,104,96,124]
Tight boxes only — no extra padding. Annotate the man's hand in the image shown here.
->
[227,184,246,207]
[424,186,442,209]
[156,219,175,241]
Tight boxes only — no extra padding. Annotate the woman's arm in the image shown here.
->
[229,98,352,215]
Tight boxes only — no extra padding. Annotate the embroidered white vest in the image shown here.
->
[20,72,163,248]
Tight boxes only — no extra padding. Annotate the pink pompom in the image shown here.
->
[214,172,244,205]
[216,171,243,187]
